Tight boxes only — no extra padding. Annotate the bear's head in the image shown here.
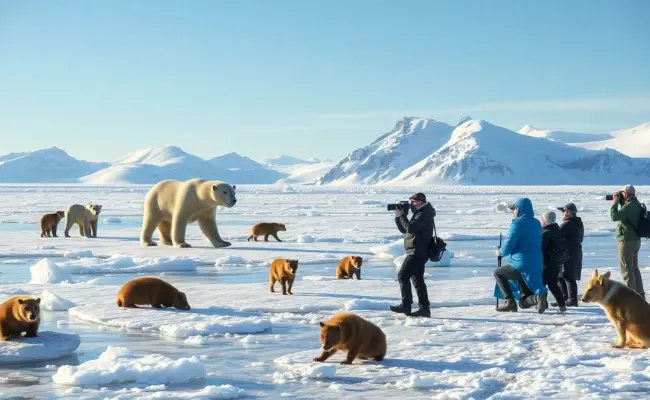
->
[351,256,363,269]
[173,291,191,310]
[56,211,65,220]
[275,223,287,232]
[17,297,40,322]
[318,321,343,351]
[87,204,102,216]
[211,183,237,208]
[284,259,299,275]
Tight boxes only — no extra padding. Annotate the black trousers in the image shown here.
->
[397,254,430,309]
[558,277,578,302]
[544,266,566,307]
[494,265,532,301]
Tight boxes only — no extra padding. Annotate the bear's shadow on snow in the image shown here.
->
[117,306,263,318]
[382,358,498,373]
[93,236,141,242]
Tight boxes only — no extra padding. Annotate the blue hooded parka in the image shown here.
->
[494,197,546,299]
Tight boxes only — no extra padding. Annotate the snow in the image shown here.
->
[0,331,81,364]
[39,289,76,311]
[1,184,650,399]
[0,147,107,183]
[518,124,613,143]
[29,258,73,284]
[274,161,337,185]
[52,346,206,386]
[574,122,650,157]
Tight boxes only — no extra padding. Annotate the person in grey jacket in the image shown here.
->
[390,192,434,318]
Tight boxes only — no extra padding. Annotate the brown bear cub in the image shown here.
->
[116,277,190,310]
[336,256,363,280]
[248,222,286,242]
[313,312,386,365]
[582,269,650,349]
[269,258,298,295]
[0,296,41,341]
[40,211,65,238]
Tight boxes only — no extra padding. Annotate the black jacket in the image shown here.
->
[541,222,562,269]
[395,202,435,257]
[559,216,584,281]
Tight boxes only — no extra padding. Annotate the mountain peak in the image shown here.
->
[457,116,473,126]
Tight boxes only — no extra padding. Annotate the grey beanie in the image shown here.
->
[542,211,556,224]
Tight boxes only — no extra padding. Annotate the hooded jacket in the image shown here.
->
[395,202,435,258]
[497,198,545,294]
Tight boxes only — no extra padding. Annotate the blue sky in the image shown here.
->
[1,0,649,162]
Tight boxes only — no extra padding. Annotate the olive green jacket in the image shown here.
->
[610,196,642,242]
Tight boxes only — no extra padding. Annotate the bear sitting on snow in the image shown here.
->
[140,178,237,248]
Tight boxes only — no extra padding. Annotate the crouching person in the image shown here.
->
[494,198,547,313]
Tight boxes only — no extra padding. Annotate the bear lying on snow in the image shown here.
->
[0,296,41,341]
[116,277,190,310]
[140,178,237,248]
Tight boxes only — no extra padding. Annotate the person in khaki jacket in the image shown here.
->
[610,184,644,299]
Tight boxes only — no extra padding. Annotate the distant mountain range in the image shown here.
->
[1,119,648,185]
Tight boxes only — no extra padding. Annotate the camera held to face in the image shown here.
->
[605,191,625,206]
[387,201,410,212]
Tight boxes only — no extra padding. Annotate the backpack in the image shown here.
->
[547,233,570,266]
[636,203,650,239]
[428,216,447,262]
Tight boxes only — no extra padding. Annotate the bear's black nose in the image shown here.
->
[232,199,237,205]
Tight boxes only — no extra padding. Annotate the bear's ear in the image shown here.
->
[18,299,24,304]
[35,298,41,304]
[319,322,325,328]
[232,185,236,191]
[212,184,218,191]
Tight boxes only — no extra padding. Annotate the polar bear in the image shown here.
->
[140,178,237,248]
[64,204,102,238]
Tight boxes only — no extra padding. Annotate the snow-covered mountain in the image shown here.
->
[571,122,650,157]
[80,146,286,184]
[518,125,613,143]
[275,161,337,185]
[207,152,287,183]
[0,147,108,183]
[317,117,455,185]
[262,154,316,167]
[394,120,650,185]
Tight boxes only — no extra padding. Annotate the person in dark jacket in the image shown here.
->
[390,192,434,318]
[541,211,567,312]
[554,203,584,307]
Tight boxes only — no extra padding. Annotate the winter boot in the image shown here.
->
[537,292,548,314]
[496,299,517,312]
[410,308,431,318]
[389,304,411,315]
[558,305,567,312]
[518,295,536,309]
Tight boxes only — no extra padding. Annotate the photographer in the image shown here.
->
[390,192,434,318]
[610,185,645,299]
[554,203,584,307]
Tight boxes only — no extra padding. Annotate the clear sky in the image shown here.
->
[1,0,649,163]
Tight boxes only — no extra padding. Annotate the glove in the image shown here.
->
[395,208,404,217]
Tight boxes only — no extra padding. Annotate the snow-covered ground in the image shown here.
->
[0,184,649,399]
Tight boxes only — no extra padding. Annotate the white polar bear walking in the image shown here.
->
[140,178,237,248]
[64,204,102,238]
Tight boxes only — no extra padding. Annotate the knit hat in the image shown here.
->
[409,192,426,202]
[542,211,556,224]
[623,184,636,195]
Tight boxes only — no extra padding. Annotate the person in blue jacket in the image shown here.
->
[494,197,547,313]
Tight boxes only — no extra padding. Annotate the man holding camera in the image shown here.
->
[390,192,434,318]
[610,184,645,299]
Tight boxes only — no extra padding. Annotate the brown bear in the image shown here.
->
[116,277,190,310]
[269,258,298,295]
[313,312,386,365]
[0,296,41,341]
[40,211,65,238]
[248,222,286,242]
[336,256,363,280]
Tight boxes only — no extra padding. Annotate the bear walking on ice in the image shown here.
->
[64,204,102,238]
[140,178,237,248]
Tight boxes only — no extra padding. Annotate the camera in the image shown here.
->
[387,201,410,212]
[605,191,625,205]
